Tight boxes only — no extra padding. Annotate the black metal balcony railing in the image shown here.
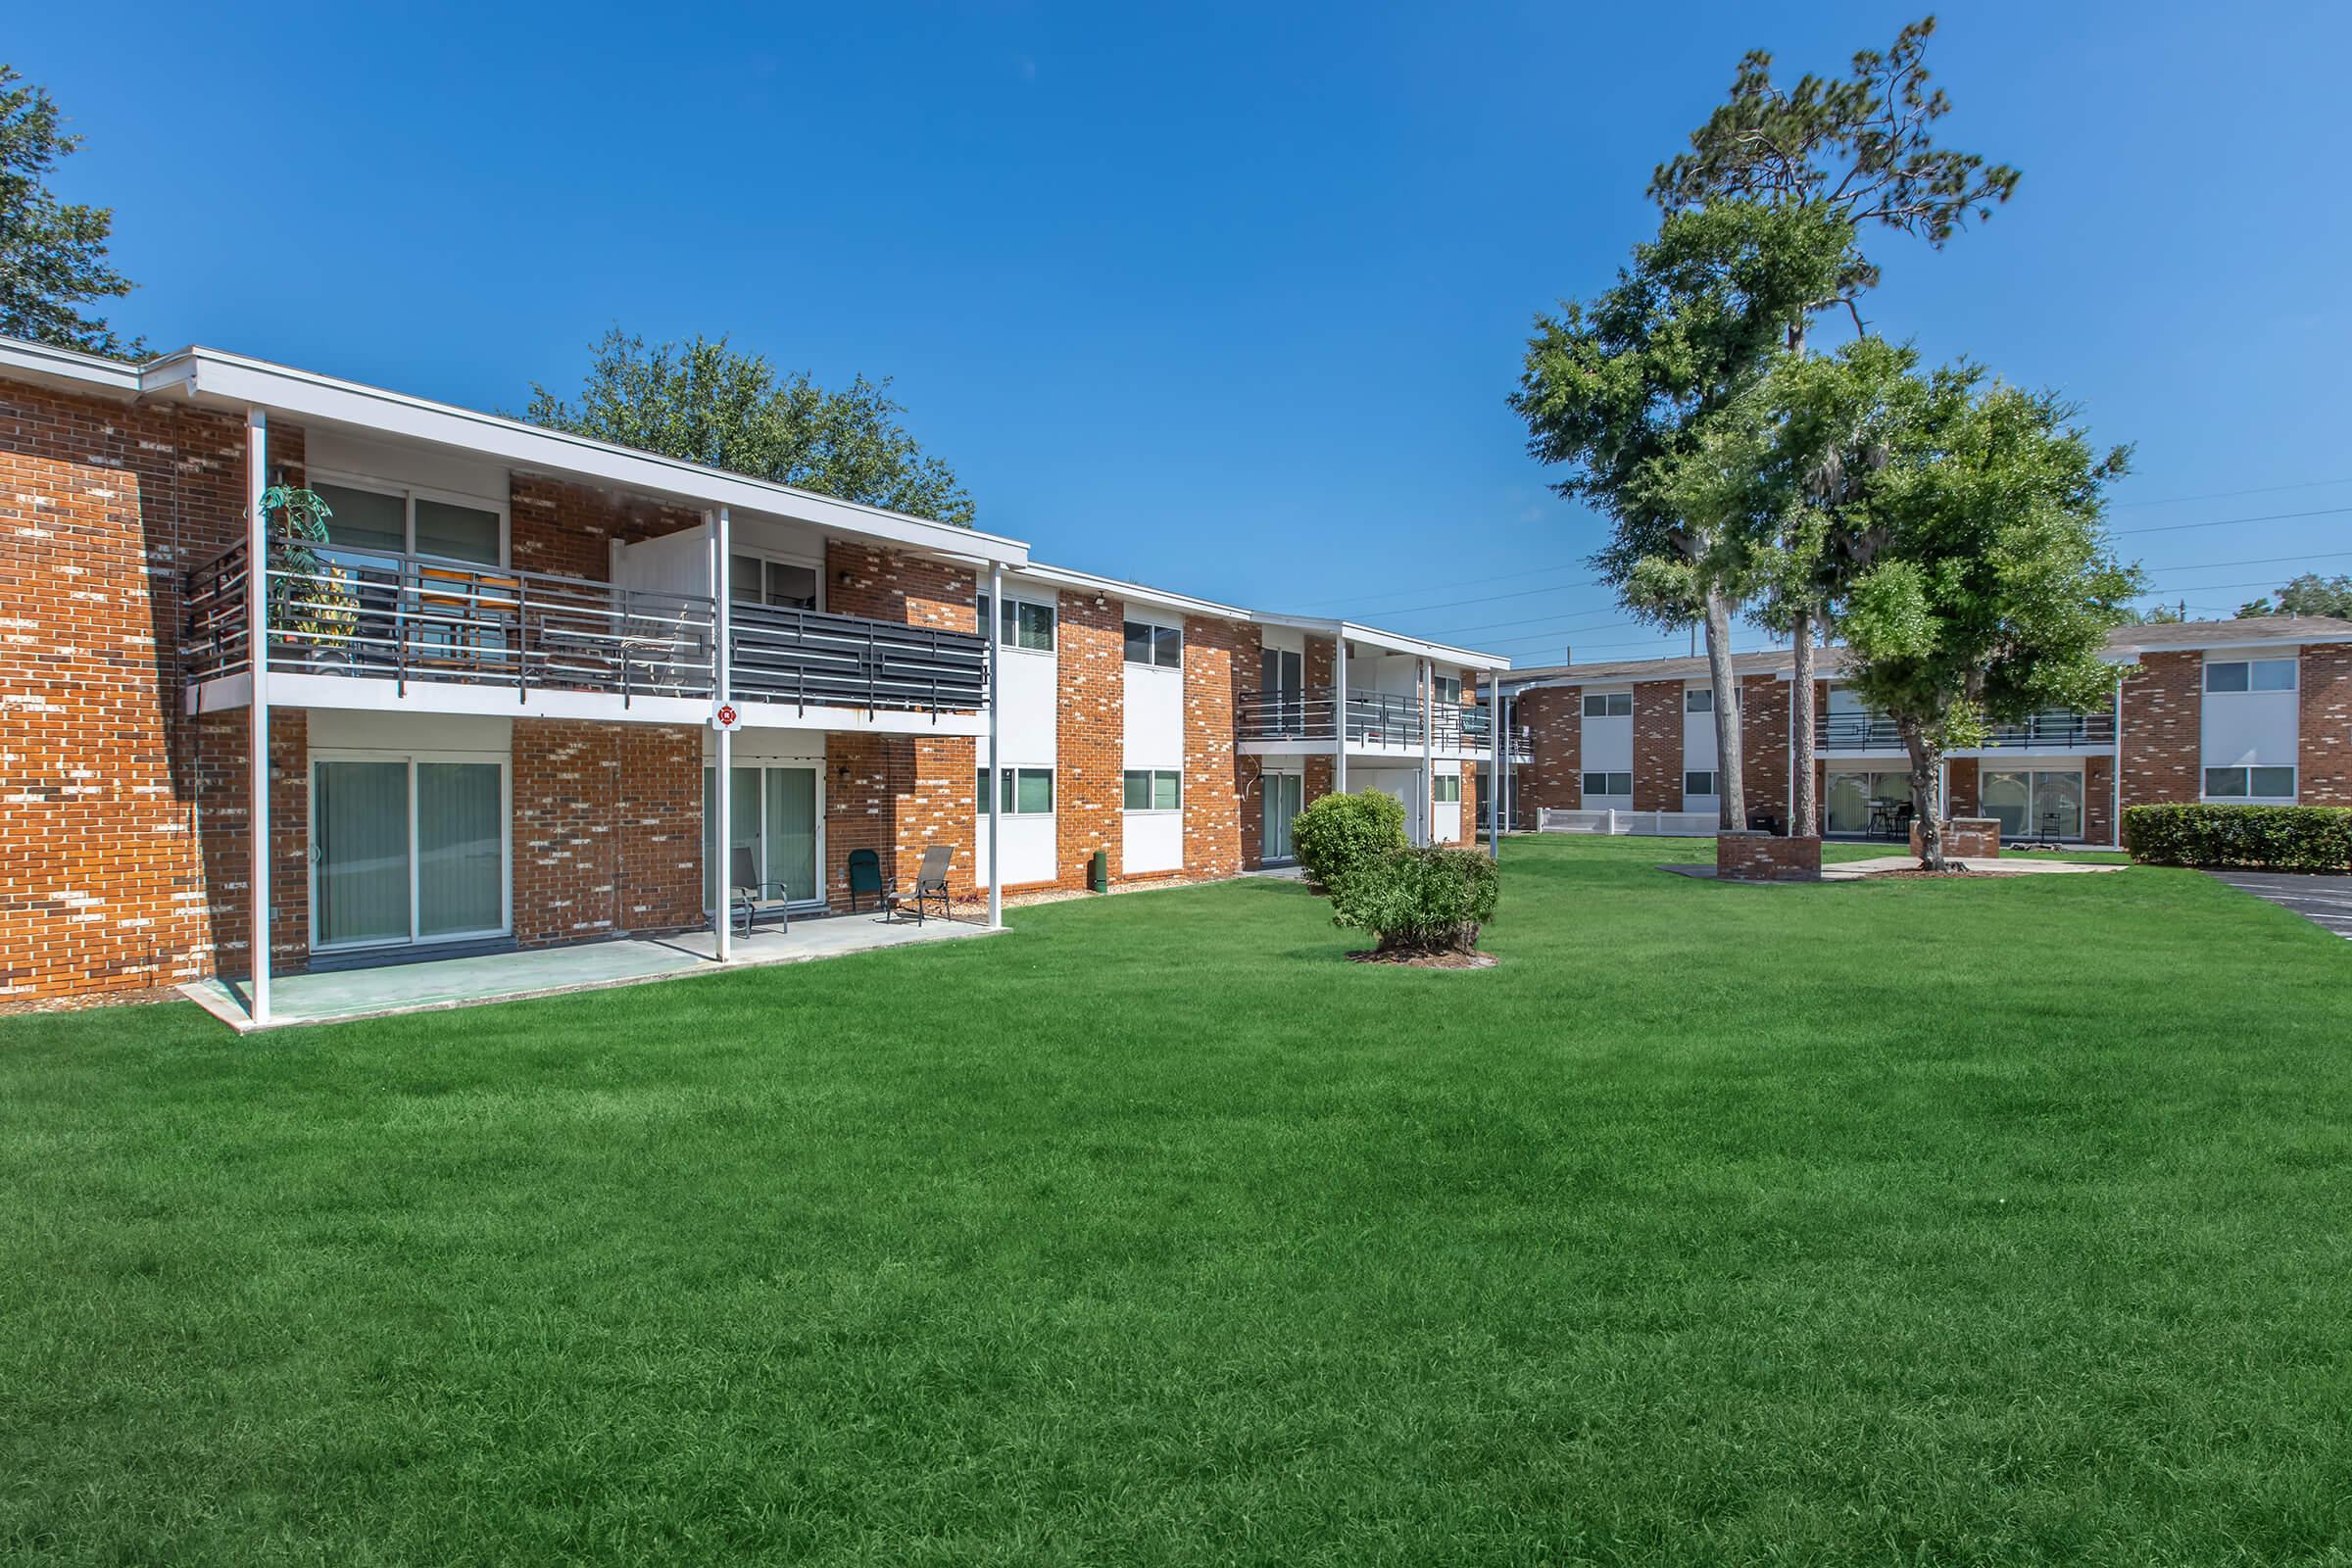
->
[730,600,988,712]
[1814,710,2116,751]
[184,537,988,714]
[1235,686,1524,755]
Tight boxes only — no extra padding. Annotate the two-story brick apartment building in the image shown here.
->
[1497,617,2352,843]
[0,336,1507,1019]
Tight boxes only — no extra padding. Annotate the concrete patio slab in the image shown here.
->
[182,913,1002,1032]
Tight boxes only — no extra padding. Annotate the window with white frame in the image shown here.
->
[1685,688,1712,713]
[1582,771,1633,798]
[1432,674,1462,707]
[1684,770,1718,797]
[1123,618,1182,669]
[1433,774,1462,803]
[978,593,1056,652]
[312,477,503,565]
[1583,691,1633,717]
[2205,658,2296,693]
[976,767,1055,813]
[1122,768,1182,810]
[728,551,819,610]
[2204,765,2296,800]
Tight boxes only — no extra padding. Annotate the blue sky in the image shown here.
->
[19,2,2351,663]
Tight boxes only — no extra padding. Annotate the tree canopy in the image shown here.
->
[523,330,976,527]
[2237,573,2352,620]
[0,65,140,359]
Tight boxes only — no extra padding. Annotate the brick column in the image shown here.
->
[2299,644,2352,805]
[1054,589,1123,889]
[1514,686,1581,816]
[1185,613,1256,877]
[1740,674,1790,828]
[2119,652,2201,808]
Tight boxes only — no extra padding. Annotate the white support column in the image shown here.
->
[1418,656,1434,847]
[245,409,271,1026]
[1333,637,1349,796]
[1487,676,1501,862]
[2110,671,2125,849]
[713,508,732,961]
[987,563,1004,930]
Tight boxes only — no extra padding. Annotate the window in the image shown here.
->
[1582,691,1632,718]
[2204,765,2296,800]
[978,594,1055,652]
[2206,658,2296,693]
[729,552,819,610]
[1122,768,1183,810]
[976,767,1054,814]
[313,478,502,565]
[1982,768,2085,840]
[1685,688,1712,713]
[1432,674,1462,707]
[1433,774,1461,803]
[1123,619,1182,669]
[1684,770,1718,797]
[1581,771,1634,798]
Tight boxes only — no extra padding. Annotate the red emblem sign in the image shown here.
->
[713,703,740,731]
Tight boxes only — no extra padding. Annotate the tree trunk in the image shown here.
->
[1702,585,1745,830]
[1898,717,1945,872]
[1790,608,1816,838]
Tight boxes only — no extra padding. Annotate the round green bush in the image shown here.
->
[1291,788,1407,890]
[1328,845,1501,955]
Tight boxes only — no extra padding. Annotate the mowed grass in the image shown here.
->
[4,838,2350,1566]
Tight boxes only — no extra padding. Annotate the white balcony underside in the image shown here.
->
[187,672,988,736]
[1238,737,1494,762]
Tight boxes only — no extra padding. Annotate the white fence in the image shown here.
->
[1538,808,1719,838]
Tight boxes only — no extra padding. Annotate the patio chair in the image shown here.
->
[731,846,792,938]
[883,845,955,925]
[845,848,885,913]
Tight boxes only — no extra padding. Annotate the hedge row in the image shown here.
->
[2121,804,2352,872]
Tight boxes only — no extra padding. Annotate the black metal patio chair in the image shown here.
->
[732,846,792,938]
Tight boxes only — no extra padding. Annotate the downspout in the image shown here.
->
[987,563,1003,930]
[245,408,271,1026]
[712,509,732,960]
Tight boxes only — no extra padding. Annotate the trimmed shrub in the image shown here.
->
[1329,845,1501,954]
[1292,788,1407,890]
[2122,804,2352,872]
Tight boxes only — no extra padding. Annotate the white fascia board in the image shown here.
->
[1019,562,1250,621]
[1249,612,1509,671]
[2123,635,2325,657]
[0,337,144,398]
[140,346,1027,568]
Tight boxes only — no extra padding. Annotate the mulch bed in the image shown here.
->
[1346,949,1498,969]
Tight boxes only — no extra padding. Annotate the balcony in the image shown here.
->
[184,537,987,719]
[1235,686,1525,757]
[1814,710,2116,752]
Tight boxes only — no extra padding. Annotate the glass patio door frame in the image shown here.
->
[703,762,827,912]
[308,751,513,954]
[1979,765,2085,842]
[1262,769,1304,863]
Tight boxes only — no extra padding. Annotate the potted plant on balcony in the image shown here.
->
[262,485,357,666]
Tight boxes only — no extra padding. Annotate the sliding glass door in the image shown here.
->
[704,764,822,908]
[313,757,508,952]
[1980,769,2083,841]
[1262,772,1303,862]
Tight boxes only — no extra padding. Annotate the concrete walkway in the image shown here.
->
[2205,870,2352,940]
[183,913,1002,1032]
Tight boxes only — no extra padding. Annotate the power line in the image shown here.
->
[2114,503,2352,537]
[2115,476,2352,509]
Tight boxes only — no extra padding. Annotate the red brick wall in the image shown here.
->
[0,384,262,1001]
[511,476,701,581]
[1185,613,1255,876]
[2082,755,2115,844]
[2119,652,2200,808]
[1054,589,1123,888]
[1740,674,1790,827]
[1717,831,1820,881]
[2299,643,2352,805]
[1633,679,1683,810]
[510,718,703,945]
[829,541,979,632]
[1514,686,1581,816]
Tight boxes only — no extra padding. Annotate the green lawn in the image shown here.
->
[4,838,2349,1565]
